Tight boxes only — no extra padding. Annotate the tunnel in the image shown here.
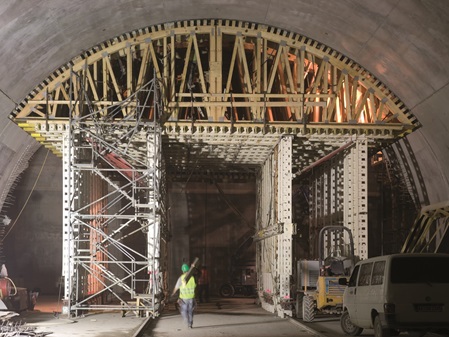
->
[0,2,448,323]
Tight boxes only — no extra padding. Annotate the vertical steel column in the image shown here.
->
[255,137,294,317]
[145,129,163,301]
[308,172,318,255]
[276,136,293,317]
[256,154,276,313]
[335,157,345,225]
[208,25,223,121]
[62,130,74,315]
[344,138,368,260]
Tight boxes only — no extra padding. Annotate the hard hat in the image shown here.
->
[181,263,189,273]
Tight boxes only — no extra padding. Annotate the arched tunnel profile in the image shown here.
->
[1,19,447,318]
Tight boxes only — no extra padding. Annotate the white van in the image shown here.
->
[339,253,449,337]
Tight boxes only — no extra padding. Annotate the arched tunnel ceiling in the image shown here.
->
[0,1,449,202]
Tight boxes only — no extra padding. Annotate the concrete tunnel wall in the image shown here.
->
[4,148,63,295]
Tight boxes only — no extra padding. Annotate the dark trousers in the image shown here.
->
[197,284,209,303]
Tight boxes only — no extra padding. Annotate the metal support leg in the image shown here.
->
[277,136,294,317]
[256,137,294,317]
[344,138,368,260]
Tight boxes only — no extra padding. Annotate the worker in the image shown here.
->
[172,263,197,329]
[197,266,209,303]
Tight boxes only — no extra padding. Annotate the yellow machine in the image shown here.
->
[296,226,355,322]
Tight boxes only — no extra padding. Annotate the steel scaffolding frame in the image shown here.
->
[302,137,368,261]
[307,147,346,257]
[255,135,370,317]
[61,75,166,317]
[255,136,293,317]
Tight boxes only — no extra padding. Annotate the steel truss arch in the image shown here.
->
[12,20,418,141]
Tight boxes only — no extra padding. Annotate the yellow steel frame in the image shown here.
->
[402,200,449,253]
[11,20,418,157]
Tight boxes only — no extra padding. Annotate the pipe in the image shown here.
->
[295,140,354,177]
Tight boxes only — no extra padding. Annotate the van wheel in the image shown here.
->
[219,283,235,297]
[302,295,315,322]
[340,310,363,336]
[374,315,390,337]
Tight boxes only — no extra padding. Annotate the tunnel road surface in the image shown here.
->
[142,297,325,337]
[23,296,446,337]
[143,298,448,337]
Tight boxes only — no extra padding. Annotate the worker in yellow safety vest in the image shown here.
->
[172,263,197,328]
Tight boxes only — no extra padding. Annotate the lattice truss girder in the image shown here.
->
[402,201,449,253]
[12,20,417,155]
[62,117,166,316]
[10,21,419,184]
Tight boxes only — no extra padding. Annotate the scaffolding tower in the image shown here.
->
[61,73,167,317]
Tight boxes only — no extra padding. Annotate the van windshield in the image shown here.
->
[390,256,449,284]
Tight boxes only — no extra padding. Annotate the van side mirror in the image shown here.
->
[338,277,348,286]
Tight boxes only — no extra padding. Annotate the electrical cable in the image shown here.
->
[5,276,17,296]
[1,149,50,242]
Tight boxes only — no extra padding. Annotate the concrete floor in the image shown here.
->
[145,298,319,337]
[13,296,320,337]
[15,296,148,337]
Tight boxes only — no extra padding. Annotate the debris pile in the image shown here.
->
[0,317,52,336]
